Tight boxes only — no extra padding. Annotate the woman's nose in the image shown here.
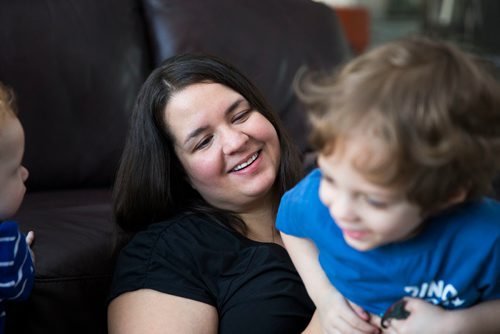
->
[222,127,248,155]
[21,166,29,182]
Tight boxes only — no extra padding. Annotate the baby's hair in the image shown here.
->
[0,82,18,119]
[296,36,500,212]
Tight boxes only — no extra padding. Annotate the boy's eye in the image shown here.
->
[321,174,335,185]
[364,196,389,209]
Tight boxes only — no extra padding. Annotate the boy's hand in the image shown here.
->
[26,230,35,264]
[316,286,380,334]
[382,298,445,334]
[26,230,35,246]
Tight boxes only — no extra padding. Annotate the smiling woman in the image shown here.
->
[107,54,316,333]
[165,82,281,213]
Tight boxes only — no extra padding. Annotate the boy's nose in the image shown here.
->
[331,194,358,223]
[21,166,29,182]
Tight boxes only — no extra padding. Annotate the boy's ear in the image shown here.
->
[422,188,468,219]
[441,187,468,209]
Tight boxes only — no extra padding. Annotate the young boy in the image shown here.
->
[277,37,500,333]
[0,82,33,333]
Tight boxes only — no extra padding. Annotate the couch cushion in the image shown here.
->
[141,0,350,155]
[5,189,127,334]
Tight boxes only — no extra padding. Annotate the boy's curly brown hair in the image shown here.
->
[296,36,500,212]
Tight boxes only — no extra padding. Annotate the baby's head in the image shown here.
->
[297,36,500,250]
[0,82,29,221]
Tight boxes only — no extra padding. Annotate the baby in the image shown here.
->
[0,82,34,333]
[277,37,500,333]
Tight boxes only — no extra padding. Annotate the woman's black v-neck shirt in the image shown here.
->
[108,213,314,333]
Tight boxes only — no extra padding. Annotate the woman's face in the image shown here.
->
[164,82,281,213]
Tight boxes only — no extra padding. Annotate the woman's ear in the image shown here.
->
[182,171,195,190]
[186,176,195,190]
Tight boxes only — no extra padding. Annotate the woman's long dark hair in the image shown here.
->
[113,54,303,233]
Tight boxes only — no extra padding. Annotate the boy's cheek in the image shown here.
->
[319,181,336,206]
[318,184,329,206]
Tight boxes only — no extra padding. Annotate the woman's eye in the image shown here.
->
[194,136,212,151]
[232,109,252,123]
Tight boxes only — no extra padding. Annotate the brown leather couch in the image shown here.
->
[0,0,349,333]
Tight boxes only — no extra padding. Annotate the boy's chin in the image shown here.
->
[344,236,379,252]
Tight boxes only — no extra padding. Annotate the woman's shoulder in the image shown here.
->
[109,211,306,306]
[125,213,242,254]
[109,213,245,305]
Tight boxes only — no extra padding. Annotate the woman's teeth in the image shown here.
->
[233,152,259,171]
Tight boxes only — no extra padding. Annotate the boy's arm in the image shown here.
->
[387,298,500,334]
[280,231,379,334]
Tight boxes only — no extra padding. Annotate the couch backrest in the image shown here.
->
[0,0,348,192]
[0,0,151,191]
[141,0,350,155]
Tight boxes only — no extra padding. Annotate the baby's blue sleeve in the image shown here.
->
[0,221,35,301]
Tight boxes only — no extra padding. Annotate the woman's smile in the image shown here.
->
[230,150,261,173]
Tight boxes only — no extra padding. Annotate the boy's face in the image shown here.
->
[0,116,29,220]
[317,136,423,251]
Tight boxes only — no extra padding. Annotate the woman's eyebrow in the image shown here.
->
[183,126,209,146]
[224,98,246,116]
[183,98,246,146]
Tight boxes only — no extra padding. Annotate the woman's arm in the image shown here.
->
[108,289,218,334]
[281,232,378,334]
[302,310,322,334]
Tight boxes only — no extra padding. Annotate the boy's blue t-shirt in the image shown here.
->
[276,168,500,316]
[0,220,35,333]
